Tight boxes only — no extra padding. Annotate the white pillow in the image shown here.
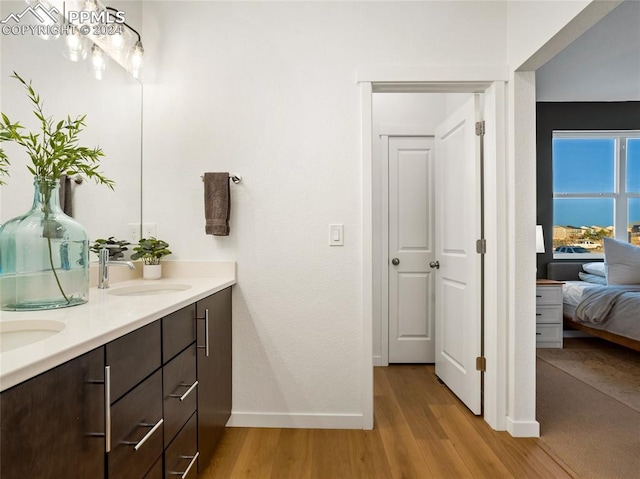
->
[578,272,607,285]
[582,262,606,277]
[603,237,640,285]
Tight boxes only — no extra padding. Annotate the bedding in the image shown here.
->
[582,262,606,277]
[603,238,640,284]
[565,281,640,342]
[548,262,640,351]
[578,272,607,285]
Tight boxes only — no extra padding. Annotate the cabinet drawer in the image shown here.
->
[165,414,198,479]
[536,324,562,343]
[109,370,163,479]
[162,303,196,364]
[535,286,562,305]
[144,457,163,479]
[107,321,161,402]
[536,306,562,324]
[163,344,197,445]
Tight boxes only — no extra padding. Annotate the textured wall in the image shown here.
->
[141,1,507,426]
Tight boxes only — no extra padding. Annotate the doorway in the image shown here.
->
[360,74,508,431]
[374,91,484,415]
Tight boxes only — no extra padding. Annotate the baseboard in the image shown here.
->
[227,412,364,429]
[506,417,540,438]
[373,355,385,367]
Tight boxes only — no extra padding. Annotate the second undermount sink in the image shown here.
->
[0,320,66,353]
[107,283,192,297]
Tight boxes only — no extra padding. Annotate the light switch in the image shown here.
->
[329,224,344,246]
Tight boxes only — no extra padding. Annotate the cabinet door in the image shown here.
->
[196,286,232,468]
[0,348,105,479]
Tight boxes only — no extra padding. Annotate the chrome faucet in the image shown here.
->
[98,247,136,289]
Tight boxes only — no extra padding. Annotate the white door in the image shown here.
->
[434,95,483,414]
[388,137,436,363]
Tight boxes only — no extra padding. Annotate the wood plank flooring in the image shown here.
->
[201,365,574,478]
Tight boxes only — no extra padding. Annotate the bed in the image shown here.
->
[547,261,640,352]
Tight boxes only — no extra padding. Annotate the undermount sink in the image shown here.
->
[107,283,192,297]
[0,320,66,353]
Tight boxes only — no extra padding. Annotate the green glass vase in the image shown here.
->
[0,177,89,311]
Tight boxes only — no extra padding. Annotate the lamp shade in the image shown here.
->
[536,225,545,253]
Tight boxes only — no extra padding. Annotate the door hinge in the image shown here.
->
[475,120,485,136]
[476,238,486,254]
[476,356,486,372]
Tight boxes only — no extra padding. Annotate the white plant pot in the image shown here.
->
[143,264,162,280]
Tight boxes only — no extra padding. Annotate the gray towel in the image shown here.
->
[204,172,230,236]
[59,174,73,217]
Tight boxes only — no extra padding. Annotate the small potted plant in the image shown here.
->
[90,237,130,261]
[130,237,172,279]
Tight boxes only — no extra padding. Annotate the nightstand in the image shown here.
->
[536,279,563,348]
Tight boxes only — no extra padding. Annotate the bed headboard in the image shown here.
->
[546,262,590,281]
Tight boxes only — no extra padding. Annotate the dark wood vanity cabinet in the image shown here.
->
[0,286,232,479]
[196,286,233,468]
[0,347,105,479]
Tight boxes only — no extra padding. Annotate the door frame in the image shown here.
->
[359,66,508,432]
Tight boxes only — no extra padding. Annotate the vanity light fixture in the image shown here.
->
[31,0,145,80]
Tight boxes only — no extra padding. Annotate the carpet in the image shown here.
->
[536,339,640,479]
[537,338,640,413]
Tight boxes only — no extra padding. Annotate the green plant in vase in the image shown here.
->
[0,72,114,310]
[130,237,171,279]
[90,237,131,261]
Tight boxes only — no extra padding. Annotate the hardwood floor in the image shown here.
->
[201,365,574,478]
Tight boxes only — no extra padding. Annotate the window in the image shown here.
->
[552,131,640,257]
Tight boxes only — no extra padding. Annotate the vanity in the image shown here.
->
[0,269,235,479]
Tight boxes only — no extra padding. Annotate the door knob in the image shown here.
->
[391,258,400,266]
[429,261,440,269]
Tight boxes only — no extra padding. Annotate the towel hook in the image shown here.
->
[200,174,242,184]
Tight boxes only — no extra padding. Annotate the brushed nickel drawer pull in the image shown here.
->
[197,309,210,357]
[105,366,112,453]
[169,452,199,478]
[122,418,164,451]
[169,381,199,401]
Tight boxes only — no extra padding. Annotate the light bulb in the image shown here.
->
[91,44,106,80]
[111,31,125,50]
[65,29,87,62]
[129,41,144,80]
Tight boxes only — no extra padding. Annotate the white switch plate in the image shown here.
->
[142,223,157,239]
[329,224,344,246]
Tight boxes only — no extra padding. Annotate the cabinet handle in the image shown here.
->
[123,418,164,451]
[536,333,542,335]
[169,452,200,478]
[105,366,111,453]
[536,313,542,316]
[536,295,542,298]
[169,380,199,401]
[197,309,210,357]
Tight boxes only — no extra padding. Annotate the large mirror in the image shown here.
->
[0,0,142,248]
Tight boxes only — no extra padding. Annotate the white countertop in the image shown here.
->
[0,261,236,392]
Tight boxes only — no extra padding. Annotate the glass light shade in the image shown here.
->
[91,44,107,80]
[64,30,88,62]
[129,41,144,79]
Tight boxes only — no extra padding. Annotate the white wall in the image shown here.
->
[142,1,506,427]
[537,0,640,101]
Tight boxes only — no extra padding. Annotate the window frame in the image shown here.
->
[552,130,640,259]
